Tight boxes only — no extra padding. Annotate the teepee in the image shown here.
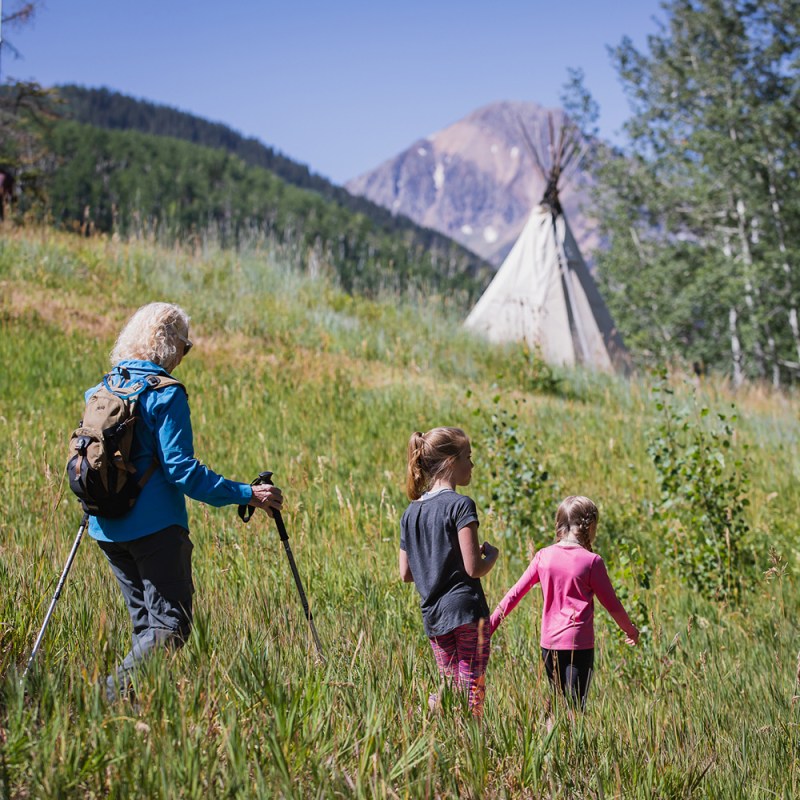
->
[464,116,628,372]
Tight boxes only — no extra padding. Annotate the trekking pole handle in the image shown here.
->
[254,471,289,542]
[237,471,287,540]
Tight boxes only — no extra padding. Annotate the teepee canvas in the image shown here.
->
[464,117,627,372]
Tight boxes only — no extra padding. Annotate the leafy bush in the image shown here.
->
[472,395,552,558]
[495,345,562,396]
[647,370,754,600]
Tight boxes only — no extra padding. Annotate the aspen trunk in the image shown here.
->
[732,196,767,378]
[766,166,800,363]
[768,336,780,388]
[729,307,744,388]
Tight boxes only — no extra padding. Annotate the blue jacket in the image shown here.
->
[86,360,253,542]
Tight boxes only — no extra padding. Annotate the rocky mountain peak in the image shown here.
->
[346,100,595,267]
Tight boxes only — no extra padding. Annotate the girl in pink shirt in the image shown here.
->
[490,496,638,711]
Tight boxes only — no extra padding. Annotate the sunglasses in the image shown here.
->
[177,332,193,355]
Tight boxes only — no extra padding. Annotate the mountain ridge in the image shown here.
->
[346,100,597,267]
[54,85,492,275]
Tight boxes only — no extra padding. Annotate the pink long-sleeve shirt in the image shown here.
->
[490,544,637,649]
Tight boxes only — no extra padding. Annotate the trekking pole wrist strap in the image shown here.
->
[238,471,274,523]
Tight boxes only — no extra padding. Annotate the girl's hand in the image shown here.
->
[625,627,640,646]
[481,542,499,564]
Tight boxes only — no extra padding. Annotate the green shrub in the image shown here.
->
[472,395,552,560]
[648,370,755,600]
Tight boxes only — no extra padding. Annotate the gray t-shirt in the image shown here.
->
[400,489,490,637]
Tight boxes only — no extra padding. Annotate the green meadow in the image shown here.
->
[1,228,799,798]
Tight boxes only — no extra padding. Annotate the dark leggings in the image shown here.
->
[541,648,594,711]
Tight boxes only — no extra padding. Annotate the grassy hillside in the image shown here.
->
[1,227,799,798]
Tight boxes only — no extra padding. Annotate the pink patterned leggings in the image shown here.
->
[429,620,491,717]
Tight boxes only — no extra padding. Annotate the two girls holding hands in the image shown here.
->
[400,427,638,718]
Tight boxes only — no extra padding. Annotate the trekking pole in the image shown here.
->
[239,472,325,661]
[23,513,89,679]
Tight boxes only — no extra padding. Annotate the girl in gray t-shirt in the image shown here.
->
[400,427,499,717]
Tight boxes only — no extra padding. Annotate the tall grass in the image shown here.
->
[1,228,799,797]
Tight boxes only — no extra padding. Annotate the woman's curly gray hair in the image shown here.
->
[110,302,190,373]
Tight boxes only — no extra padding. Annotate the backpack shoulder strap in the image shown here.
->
[136,375,188,489]
[143,375,187,396]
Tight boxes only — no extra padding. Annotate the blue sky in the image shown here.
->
[6,1,665,184]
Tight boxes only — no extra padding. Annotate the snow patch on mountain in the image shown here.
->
[433,163,445,191]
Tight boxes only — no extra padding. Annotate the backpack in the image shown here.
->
[66,371,184,518]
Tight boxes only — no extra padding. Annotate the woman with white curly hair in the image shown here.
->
[87,301,283,702]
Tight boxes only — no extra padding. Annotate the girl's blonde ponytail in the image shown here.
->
[405,427,470,500]
[406,431,428,500]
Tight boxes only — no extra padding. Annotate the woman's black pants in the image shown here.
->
[98,525,194,701]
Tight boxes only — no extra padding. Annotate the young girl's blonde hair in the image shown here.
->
[555,496,599,552]
[406,427,470,500]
